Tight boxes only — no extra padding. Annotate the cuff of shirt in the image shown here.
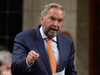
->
[26,60,34,70]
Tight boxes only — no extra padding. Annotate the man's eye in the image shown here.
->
[51,18,54,20]
[58,20,62,22]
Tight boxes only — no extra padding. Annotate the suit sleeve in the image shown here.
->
[11,33,30,75]
[65,41,77,75]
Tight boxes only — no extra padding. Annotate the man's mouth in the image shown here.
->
[50,28,58,32]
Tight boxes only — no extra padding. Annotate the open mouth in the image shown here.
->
[50,28,58,32]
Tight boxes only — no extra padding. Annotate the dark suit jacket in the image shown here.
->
[11,25,77,75]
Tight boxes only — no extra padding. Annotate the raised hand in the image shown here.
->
[26,50,39,65]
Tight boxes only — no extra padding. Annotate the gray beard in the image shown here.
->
[42,20,59,39]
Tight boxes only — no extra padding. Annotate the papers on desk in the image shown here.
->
[53,68,65,75]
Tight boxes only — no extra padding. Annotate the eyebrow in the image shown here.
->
[50,16,63,20]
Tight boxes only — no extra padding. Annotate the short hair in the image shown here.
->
[0,51,12,65]
[41,3,65,16]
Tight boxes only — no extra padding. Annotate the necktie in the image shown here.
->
[46,38,57,74]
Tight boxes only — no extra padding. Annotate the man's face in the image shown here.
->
[41,8,64,39]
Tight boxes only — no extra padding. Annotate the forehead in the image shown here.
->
[46,8,64,19]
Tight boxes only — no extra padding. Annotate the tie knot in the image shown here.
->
[46,38,52,42]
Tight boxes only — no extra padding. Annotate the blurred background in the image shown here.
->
[0,0,99,75]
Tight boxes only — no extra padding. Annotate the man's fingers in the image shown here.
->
[26,57,35,64]
[31,50,39,59]
[35,53,39,59]
[27,54,35,61]
[31,50,36,55]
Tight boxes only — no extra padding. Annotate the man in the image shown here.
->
[11,3,77,75]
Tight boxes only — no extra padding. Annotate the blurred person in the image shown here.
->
[11,3,77,75]
[0,51,12,75]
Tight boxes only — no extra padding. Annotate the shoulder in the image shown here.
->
[58,32,74,46]
[58,32,72,41]
[16,25,41,37]
[13,29,36,42]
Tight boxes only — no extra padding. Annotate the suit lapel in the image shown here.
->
[34,25,52,75]
[56,33,65,72]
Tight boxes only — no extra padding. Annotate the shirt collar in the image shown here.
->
[39,26,57,42]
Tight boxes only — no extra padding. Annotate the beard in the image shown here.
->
[42,21,59,39]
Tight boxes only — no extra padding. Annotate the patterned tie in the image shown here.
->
[46,38,57,74]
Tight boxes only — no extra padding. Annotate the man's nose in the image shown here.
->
[53,20,59,26]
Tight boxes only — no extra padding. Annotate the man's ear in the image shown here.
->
[40,15,44,25]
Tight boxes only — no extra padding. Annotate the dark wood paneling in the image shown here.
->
[89,0,99,75]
